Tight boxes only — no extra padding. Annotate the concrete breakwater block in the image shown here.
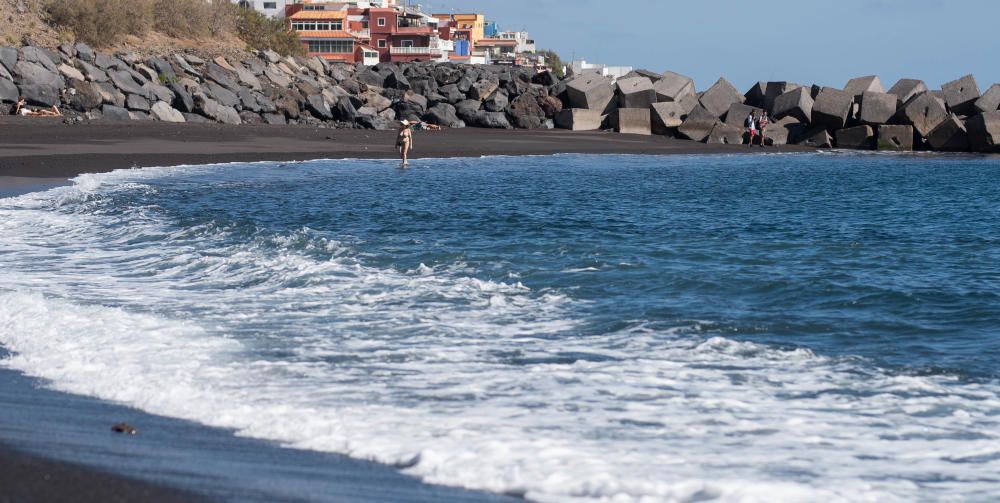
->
[797,129,833,148]
[650,102,686,135]
[835,125,875,149]
[843,75,885,99]
[887,78,928,107]
[764,116,806,145]
[897,93,948,138]
[858,91,897,125]
[811,87,853,130]
[699,77,744,118]
[677,105,719,142]
[927,115,970,151]
[706,123,745,145]
[877,125,914,151]
[974,84,1000,114]
[941,74,981,116]
[616,77,656,109]
[744,82,766,108]
[966,111,1000,152]
[653,71,696,102]
[763,82,801,114]
[611,108,652,135]
[723,103,763,128]
[772,87,813,123]
[554,108,604,131]
[675,92,700,115]
[566,75,614,111]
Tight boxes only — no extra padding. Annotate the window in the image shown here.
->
[377,39,387,48]
[304,5,324,10]
[292,21,343,31]
[401,40,414,47]
[307,40,355,54]
[377,18,386,27]
[263,2,276,8]
[237,0,250,8]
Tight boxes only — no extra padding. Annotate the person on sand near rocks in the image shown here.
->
[413,121,443,131]
[757,111,770,147]
[397,119,414,168]
[14,96,62,117]
[745,111,757,146]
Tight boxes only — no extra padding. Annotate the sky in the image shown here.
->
[421,0,1000,93]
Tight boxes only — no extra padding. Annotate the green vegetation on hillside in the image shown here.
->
[537,49,565,78]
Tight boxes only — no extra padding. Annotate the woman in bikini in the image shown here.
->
[14,96,62,117]
[397,119,414,168]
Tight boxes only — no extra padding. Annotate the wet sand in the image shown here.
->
[0,119,811,179]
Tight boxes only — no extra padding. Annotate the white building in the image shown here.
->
[234,0,286,18]
[496,31,535,54]
[570,59,633,81]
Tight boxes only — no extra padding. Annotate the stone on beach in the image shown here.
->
[723,103,763,129]
[763,116,805,146]
[887,78,928,107]
[772,87,813,123]
[566,75,614,112]
[616,77,656,109]
[797,129,833,148]
[941,74,980,116]
[0,78,19,103]
[554,108,604,131]
[677,105,720,142]
[858,91,897,125]
[610,108,652,135]
[835,125,875,149]
[705,123,744,145]
[811,87,853,130]
[653,71,695,103]
[843,75,885,99]
[966,111,1000,153]
[101,104,131,121]
[974,84,1000,114]
[876,125,914,151]
[150,101,186,123]
[699,77,744,118]
[896,92,948,138]
[650,102,686,135]
[926,115,969,152]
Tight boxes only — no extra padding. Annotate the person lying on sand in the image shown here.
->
[14,97,62,117]
[413,121,442,131]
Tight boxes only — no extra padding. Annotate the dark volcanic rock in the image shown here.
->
[422,103,463,128]
[101,104,131,121]
[332,96,358,122]
[305,94,332,120]
[464,111,512,129]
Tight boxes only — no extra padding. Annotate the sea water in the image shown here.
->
[1,153,998,502]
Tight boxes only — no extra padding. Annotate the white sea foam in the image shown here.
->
[2,164,999,502]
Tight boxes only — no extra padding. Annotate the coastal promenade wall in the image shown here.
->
[1,42,997,153]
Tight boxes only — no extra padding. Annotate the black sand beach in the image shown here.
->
[0,119,812,180]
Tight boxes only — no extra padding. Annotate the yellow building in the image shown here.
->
[434,13,486,46]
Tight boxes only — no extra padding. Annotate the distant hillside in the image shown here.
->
[0,0,302,58]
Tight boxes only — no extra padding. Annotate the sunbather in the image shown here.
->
[14,97,62,117]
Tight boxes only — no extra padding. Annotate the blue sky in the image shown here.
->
[423,0,1000,93]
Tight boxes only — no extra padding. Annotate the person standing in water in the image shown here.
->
[757,111,770,147]
[397,120,414,168]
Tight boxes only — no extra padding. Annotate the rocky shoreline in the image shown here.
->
[1,42,997,153]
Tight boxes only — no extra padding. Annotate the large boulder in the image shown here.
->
[13,61,64,106]
[203,62,241,92]
[896,92,948,138]
[876,125,914,151]
[305,94,332,120]
[941,74,980,116]
[705,123,744,145]
[797,129,833,148]
[0,78,18,103]
[195,94,241,124]
[744,82,766,108]
[554,108,603,131]
[203,82,240,108]
[762,82,801,113]
[101,104,131,121]
[966,111,1000,153]
[469,79,499,101]
[835,125,875,149]
[653,71,695,102]
[974,84,1000,114]
[0,47,16,74]
[433,66,463,86]
[20,46,58,72]
[169,82,195,113]
[772,87,813,123]
[763,116,806,146]
[79,61,109,83]
[843,75,885,99]
[384,71,411,91]
[333,96,359,122]
[616,77,656,109]
[108,70,147,97]
[926,115,969,151]
[610,108,651,135]
[858,91,897,125]
[566,75,614,112]
[126,93,151,111]
[531,71,558,87]
[150,101,185,122]
[887,78,928,106]
[508,93,546,129]
[811,87,853,130]
[723,103,763,129]
[677,105,720,142]
[699,77,743,118]
[422,103,463,128]
[464,111,512,129]
[57,63,85,82]
[650,102,686,135]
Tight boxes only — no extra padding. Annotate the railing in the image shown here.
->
[348,28,371,38]
[389,46,442,55]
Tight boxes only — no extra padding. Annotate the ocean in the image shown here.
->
[1,153,999,502]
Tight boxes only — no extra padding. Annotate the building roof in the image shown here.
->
[478,38,518,46]
[290,10,347,20]
[295,30,354,39]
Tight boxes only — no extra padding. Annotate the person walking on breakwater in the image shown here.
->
[745,112,757,146]
[397,120,414,168]
[757,111,770,147]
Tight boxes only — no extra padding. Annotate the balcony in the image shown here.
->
[348,28,371,39]
[389,46,442,55]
